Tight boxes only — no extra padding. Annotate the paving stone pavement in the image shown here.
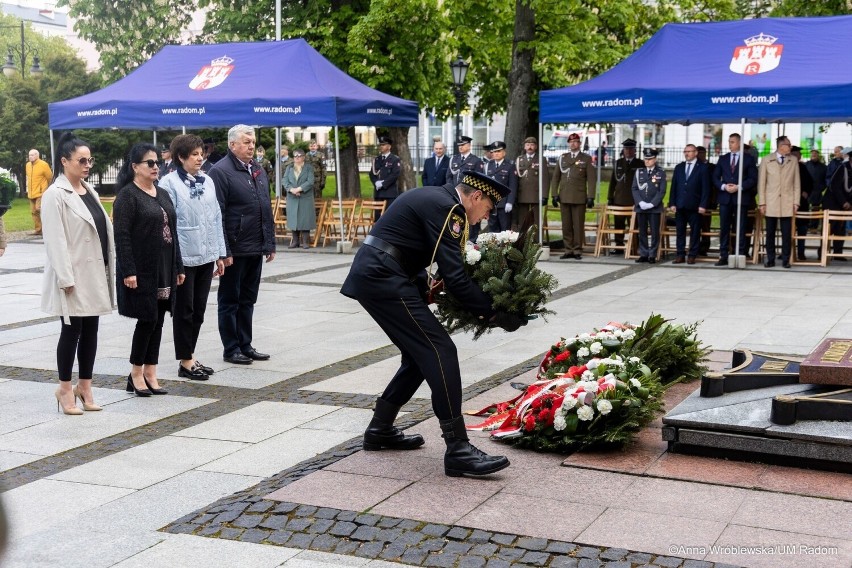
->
[1,239,852,567]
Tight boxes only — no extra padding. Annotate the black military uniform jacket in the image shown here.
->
[341,184,494,320]
[608,157,644,206]
[631,166,667,213]
[484,159,518,210]
[369,152,402,200]
[445,153,483,186]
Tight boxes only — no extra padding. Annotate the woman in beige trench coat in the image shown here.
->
[41,132,115,414]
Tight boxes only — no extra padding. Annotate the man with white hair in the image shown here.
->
[208,125,276,365]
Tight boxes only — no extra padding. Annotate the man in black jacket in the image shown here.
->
[342,171,525,478]
[209,125,276,365]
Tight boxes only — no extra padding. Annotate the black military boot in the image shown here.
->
[439,416,510,477]
[362,397,425,451]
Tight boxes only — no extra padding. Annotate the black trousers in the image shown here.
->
[637,212,660,259]
[173,262,214,360]
[764,216,792,262]
[57,316,99,381]
[487,208,512,233]
[356,292,462,421]
[829,219,846,254]
[719,204,752,259]
[218,255,263,357]
[129,300,169,366]
[675,208,702,257]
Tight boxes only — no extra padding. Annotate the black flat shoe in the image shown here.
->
[783,261,791,268]
[224,353,253,365]
[559,252,574,259]
[764,261,775,268]
[178,364,209,380]
[242,348,270,361]
[635,257,648,263]
[143,377,168,394]
[194,361,214,375]
[125,374,152,397]
[648,258,656,264]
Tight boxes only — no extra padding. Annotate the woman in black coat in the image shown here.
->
[114,143,184,396]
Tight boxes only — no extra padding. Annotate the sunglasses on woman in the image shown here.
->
[74,157,95,166]
[136,159,162,168]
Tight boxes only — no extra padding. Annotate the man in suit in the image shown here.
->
[712,133,758,266]
[484,141,518,233]
[668,144,710,264]
[369,136,402,219]
[550,133,596,259]
[514,136,550,240]
[446,136,484,240]
[607,138,643,252]
[341,170,523,477]
[422,141,449,187]
[790,146,815,261]
[758,136,800,268]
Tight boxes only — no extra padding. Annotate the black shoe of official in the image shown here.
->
[362,397,425,451]
[224,352,253,365]
[635,257,648,263]
[194,361,214,375]
[648,258,656,264]
[715,258,728,266]
[783,261,792,268]
[242,348,270,361]
[439,417,509,477]
[178,364,209,380]
[764,260,776,268]
[559,252,575,259]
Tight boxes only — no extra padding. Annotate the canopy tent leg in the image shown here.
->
[415,122,420,188]
[274,127,281,198]
[334,125,352,253]
[49,130,55,170]
[153,131,157,146]
[596,127,603,203]
[730,117,747,269]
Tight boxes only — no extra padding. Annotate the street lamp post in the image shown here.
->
[450,55,469,144]
[0,21,42,78]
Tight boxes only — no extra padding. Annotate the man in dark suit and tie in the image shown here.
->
[712,133,758,266]
[369,135,402,219]
[484,141,518,232]
[668,144,710,264]
[422,141,449,186]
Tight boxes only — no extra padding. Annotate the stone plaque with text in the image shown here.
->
[799,338,852,385]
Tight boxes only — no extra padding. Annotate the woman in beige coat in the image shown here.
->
[757,137,800,268]
[41,132,115,414]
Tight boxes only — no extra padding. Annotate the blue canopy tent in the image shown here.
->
[538,15,852,266]
[48,39,420,245]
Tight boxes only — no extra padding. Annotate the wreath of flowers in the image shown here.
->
[466,315,708,453]
[435,217,558,339]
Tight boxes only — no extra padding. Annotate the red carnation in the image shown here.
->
[531,396,543,410]
[554,351,571,363]
[523,414,536,432]
[538,408,553,425]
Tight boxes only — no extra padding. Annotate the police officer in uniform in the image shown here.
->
[632,148,667,263]
[484,141,518,233]
[446,135,484,240]
[607,139,643,252]
[341,171,525,478]
[515,137,550,239]
[369,135,402,218]
[550,132,596,259]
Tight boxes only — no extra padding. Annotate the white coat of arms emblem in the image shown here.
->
[729,33,783,76]
[189,55,234,90]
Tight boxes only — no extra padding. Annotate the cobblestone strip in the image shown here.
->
[260,262,352,284]
[163,499,739,568]
[0,315,57,332]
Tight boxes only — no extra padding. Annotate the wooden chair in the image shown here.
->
[310,199,330,248]
[822,210,852,264]
[349,200,386,244]
[272,196,289,241]
[695,208,721,262]
[658,213,678,260]
[594,205,635,258]
[319,198,358,247]
[542,204,561,244]
[791,209,826,266]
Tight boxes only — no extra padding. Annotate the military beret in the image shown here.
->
[460,170,510,203]
[489,141,506,151]
[456,135,473,145]
[524,137,537,145]
[622,138,637,148]
[567,133,581,141]
[643,148,658,158]
[377,136,392,145]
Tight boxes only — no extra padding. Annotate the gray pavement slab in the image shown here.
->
[109,533,299,568]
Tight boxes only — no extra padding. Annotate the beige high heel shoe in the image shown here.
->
[73,386,102,411]
[55,388,83,415]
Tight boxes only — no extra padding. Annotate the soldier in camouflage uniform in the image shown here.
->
[305,140,326,198]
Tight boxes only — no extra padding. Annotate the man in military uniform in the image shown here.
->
[446,135,484,240]
[306,140,326,198]
[369,135,402,218]
[483,141,518,233]
[514,137,550,240]
[607,139,642,252]
[342,171,524,477]
[255,145,275,194]
[550,132,596,259]
[632,148,667,263]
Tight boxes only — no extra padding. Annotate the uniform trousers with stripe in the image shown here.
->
[355,291,462,421]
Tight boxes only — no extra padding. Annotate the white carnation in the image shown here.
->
[581,380,599,394]
[465,248,482,264]
[629,378,642,388]
[596,399,613,415]
[562,396,578,409]
[629,356,640,363]
[585,359,600,370]
[577,405,594,421]
[553,413,567,431]
[577,347,590,358]
[578,333,591,341]
[581,370,595,382]
[590,342,602,354]
[622,329,636,340]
